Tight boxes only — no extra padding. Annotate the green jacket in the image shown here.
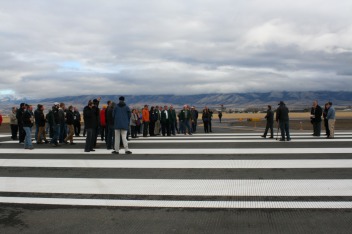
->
[179,109,191,121]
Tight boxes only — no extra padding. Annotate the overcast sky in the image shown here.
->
[1,0,351,98]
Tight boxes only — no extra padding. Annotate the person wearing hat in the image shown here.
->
[112,96,132,154]
[276,101,291,141]
[261,105,274,138]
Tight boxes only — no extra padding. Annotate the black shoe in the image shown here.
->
[261,135,266,138]
[111,151,119,154]
[279,139,285,141]
[269,136,274,139]
[90,149,95,152]
[287,138,291,141]
[44,140,49,144]
[84,150,90,152]
[125,151,132,154]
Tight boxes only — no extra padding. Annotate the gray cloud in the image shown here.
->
[0,0,351,98]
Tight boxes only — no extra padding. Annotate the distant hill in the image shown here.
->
[1,91,351,114]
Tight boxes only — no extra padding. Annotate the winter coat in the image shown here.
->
[10,112,17,125]
[83,106,97,129]
[35,109,46,127]
[310,105,323,123]
[100,109,106,127]
[106,103,115,128]
[276,104,289,122]
[113,101,131,130]
[142,108,150,122]
[23,110,34,128]
[265,109,274,124]
[66,110,74,125]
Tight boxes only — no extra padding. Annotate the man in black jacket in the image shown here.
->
[262,105,274,138]
[84,100,97,152]
[22,104,34,149]
[276,101,291,141]
[310,100,323,136]
[16,103,26,143]
[73,107,81,136]
[50,103,61,147]
[35,104,49,144]
[64,105,75,144]
[161,105,171,136]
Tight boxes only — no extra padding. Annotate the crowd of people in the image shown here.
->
[2,98,337,151]
[5,97,216,152]
[261,100,336,141]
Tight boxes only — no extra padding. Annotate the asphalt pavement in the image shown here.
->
[1,122,352,234]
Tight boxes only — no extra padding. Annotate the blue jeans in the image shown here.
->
[279,121,291,140]
[50,124,60,144]
[23,127,33,148]
[35,123,39,142]
[182,120,192,134]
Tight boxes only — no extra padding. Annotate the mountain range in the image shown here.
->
[1,91,351,114]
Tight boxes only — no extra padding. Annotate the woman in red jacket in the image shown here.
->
[100,105,107,141]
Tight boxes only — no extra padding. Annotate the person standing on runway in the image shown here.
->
[142,105,150,137]
[112,96,132,154]
[323,102,330,137]
[310,100,323,136]
[73,107,81,136]
[16,103,26,143]
[262,105,274,138]
[22,104,34,150]
[326,102,336,139]
[9,107,18,140]
[161,105,171,136]
[276,101,291,141]
[83,100,97,152]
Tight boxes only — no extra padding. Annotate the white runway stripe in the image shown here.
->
[1,197,352,209]
[0,178,351,196]
[2,159,352,169]
[2,138,352,144]
[0,148,352,154]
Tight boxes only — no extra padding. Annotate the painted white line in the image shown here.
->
[1,159,352,169]
[2,138,352,144]
[0,148,352,155]
[0,178,351,196]
[1,197,352,209]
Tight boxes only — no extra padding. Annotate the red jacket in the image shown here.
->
[100,109,106,127]
[0,114,2,125]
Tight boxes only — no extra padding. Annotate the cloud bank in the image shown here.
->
[0,0,351,98]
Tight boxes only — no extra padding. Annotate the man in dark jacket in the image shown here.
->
[35,104,49,144]
[16,103,26,143]
[73,107,81,136]
[276,101,291,141]
[179,105,192,135]
[262,105,274,138]
[50,103,61,147]
[161,105,171,136]
[64,105,75,144]
[169,105,177,135]
[190,106,198,133]
[84,100,97,152]
[22,104,34,149]
[105,102,115,150]
[112,96,132,154]
[310,100,323,136]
